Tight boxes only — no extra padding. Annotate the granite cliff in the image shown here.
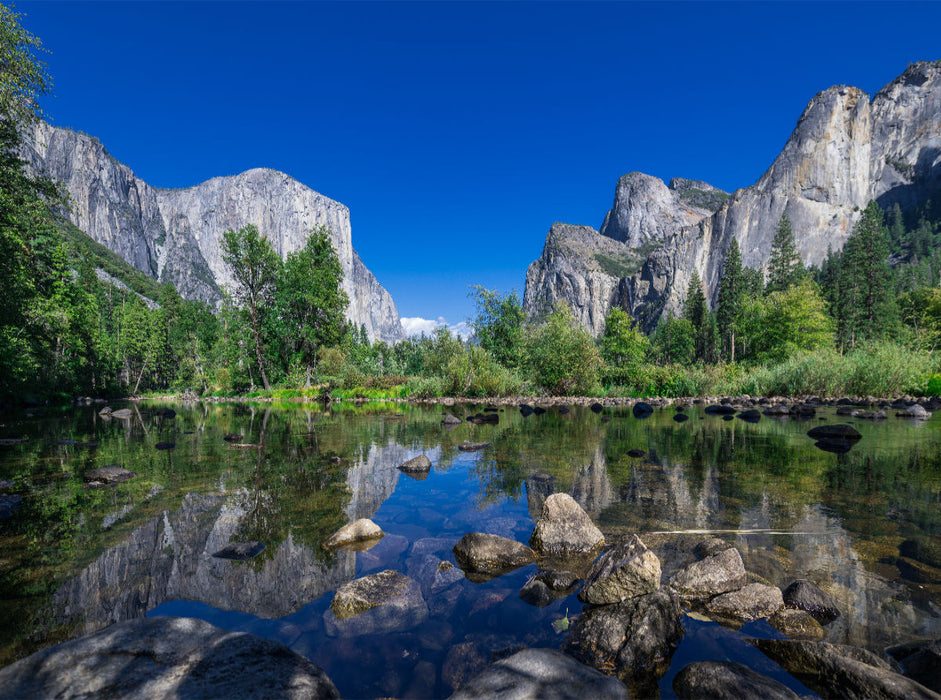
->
[24,122,404,343]
[524,61,941,332]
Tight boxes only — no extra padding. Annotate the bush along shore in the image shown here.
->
[5,492,939,698]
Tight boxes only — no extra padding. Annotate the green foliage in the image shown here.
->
[525,303,601,395]
[766,214,804,294]
[678,187,729,211]
[650,313,695,365]
[716,238,744,361]
[599,307,649,387]
[470,286,525,369]
[742,279,834,363]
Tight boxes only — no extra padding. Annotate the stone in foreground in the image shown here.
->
[781,579,840,624]
[529,493,604,558]
[323,518,385,549]
[564,588,682,696]
[453,532,535,581]
[578,534,661,605]
[750,639,939,700]
[669,547,746,600]
[449,648,629,699]
[705,583,784,622]
[768,608,825,640]
[0,616,339,699]
[329,569,417,620]
[673,660,800,700]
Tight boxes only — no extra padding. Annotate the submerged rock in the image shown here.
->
[782,579,840,624]
[806,424,862,440]
[669,547,746,600]
[632,402,653,418]
[737,409,762,423]
[212,541,266,560]
[458,441,492,452]
[529,493,604,558]
[565,588,683,694]
[519,579,552,607]
[673,413,690,423]
[749,639,937,700]
[0,616,339,699]
[323,518,385,549]
[328,570,427,636]
[83,465,137,487]
[450,648,630,699]
[673,660,800,700]
[453,532,535,580]
[578,534,661,605]
[768,608,825,640]
[693,537,732,560]
[705,583,784,622]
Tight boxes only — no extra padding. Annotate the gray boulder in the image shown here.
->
[896,404,931,420]
[458,441,492,452]
[529,493,604,557]
[323,518,385,549]
[442,413,463,425]
[453,533,535,581]
[578,534,661,605]
[399,455,432,474]
[449,648,629,699]
[750,639,939,700]
[673,660,800,700]
[693,537,733,560]
[0,616,339,699]
[782,579,840,623]
[564,588,682,695]
[705,583,784,622]
[326,570,427,636]
[669,547,746,600]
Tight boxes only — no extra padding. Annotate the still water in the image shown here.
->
[0,401,939,697]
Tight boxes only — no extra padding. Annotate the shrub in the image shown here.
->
[525,303,602,395]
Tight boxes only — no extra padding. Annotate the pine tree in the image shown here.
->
[716,238,743,362]
[837,201,897,346]
[681,270,711,361]
[766,214,804,294]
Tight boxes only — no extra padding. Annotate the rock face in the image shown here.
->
[523,61,941,333]
[24,122,404,343]
[450,648,630,700]
[0,616,340,699]
[529,493,604,557]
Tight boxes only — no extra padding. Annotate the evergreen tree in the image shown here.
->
[837,201,897,346]
[716,238,743,362]
[766,214,804,293]
[886,203,905,254]
[681,270,710,361]
[599,307,649,386]
[650,312,695,365]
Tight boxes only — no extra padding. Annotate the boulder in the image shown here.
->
[212,541,266,560]
[669,547,746,600]
[323,518,385,549]
[673,661,800,700]
[749,639,939,700]
[453,532,535,580]
[519,579,552,607]
[534,568,579,591]
[578,534,661,605]
[450,648,630,699]
[763,405,791,416]
[0,617,339,699]
[529,493,604,558]
[519,404,534,417]
[704,404,736,415]
[590,402,605,414]
[632,402,653,418]
[564,588,683,695]
[858,410,888,420]
[806,424,861,440]
[768,608,825,640]
[110,408,133,419]
[889,639,941,694]
[399,455,432,474]
[782,579,840,624]
[326,570,427,636]
[896,404,931,420]
[705,583,784,622]
[673,413,690,423]
[83,465,137,487]
[693,537,732,560]
[442,412,463,425]
[737,409,762,423]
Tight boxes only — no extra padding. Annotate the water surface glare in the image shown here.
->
[1,401,939,697]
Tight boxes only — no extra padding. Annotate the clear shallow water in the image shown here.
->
[0,400,939,697]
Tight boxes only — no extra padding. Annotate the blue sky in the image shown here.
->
[18,1,941,334]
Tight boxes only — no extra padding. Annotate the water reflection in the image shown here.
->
[0,402,939,696]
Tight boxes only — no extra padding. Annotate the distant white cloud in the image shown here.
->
[400,317,474,340]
